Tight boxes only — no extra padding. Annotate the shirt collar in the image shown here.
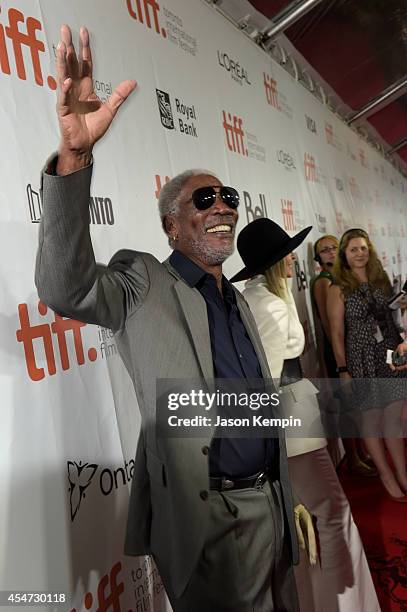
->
[169,250,208,287]
[169,250,235,301]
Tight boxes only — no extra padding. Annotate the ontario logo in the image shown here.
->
[67,459,135,522]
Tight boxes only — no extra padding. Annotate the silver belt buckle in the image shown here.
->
[222,478,235,490]
[254,471,267,490]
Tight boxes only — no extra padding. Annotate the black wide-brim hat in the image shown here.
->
[230,218,312,282]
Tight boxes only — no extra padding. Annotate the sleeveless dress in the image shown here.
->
[344,282,406,409]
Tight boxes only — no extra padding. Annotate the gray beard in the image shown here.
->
[188,238,235,266]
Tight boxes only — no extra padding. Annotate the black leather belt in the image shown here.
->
[280,357,303,387]
[209,470,268,491]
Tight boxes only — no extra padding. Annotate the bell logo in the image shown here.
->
[244,191,268,223]
[16,301,98,382]
[281,199,295,231]
[126,0,166,38]
[263,73,280,109]
[304,153,316,182]
[222,111,248,156]
[0,7,56,89]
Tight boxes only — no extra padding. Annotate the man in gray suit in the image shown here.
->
[36,25,315,612]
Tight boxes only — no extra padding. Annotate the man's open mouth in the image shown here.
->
[206,224,233,234]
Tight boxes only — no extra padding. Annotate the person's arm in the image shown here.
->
[246,292,289,381]
[35,26,137,331]
[312,277,331,341]
[327,285,350,379]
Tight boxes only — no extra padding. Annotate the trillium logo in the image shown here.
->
[67,460,98,522]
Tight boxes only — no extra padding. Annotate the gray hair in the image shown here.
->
[158,168,219,237]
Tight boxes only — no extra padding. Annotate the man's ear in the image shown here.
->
[163,215,178,240]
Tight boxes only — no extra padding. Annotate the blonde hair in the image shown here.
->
[264,259,289,301]
[333,229,391,297]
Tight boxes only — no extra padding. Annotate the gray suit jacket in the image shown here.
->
[35,162,299,598]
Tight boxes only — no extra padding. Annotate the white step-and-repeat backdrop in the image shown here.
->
[1,0,406,610]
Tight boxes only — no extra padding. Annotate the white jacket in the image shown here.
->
[243,275,326,457]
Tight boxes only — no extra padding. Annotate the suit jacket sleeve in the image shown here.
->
[35,160,149,332]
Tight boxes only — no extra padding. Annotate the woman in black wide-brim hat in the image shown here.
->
[231,218,379,612]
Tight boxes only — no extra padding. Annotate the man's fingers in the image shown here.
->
[79,26,93,78]
[105,80,137,115]
[56,41,68,85]
[60,24,79,80]
[57,78,73,113]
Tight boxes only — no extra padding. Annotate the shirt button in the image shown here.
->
[239,354,243,359]
[201,445,210,455]
[200,490,209,501]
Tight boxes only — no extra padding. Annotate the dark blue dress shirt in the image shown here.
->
[169,250,278,478]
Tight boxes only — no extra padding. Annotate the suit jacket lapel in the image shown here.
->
[163,259,214,385]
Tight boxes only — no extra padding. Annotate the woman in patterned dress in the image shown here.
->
[327,228,407,502]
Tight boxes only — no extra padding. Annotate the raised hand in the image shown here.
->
[56,25,136,174]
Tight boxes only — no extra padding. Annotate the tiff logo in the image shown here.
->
[304,153,316,182]
[325,122,333,144]
[222,111,248,156]
[154,174,171,199]
[349,177,360,198]
[16,301,98,382]
[0,7,56,89]
[281,199,295,231]
[126,0,166,38]
[70,562,124,612]
[263,73,280,109]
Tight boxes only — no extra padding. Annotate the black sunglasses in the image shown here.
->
[187,186,240,211]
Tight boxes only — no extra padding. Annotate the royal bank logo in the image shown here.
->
[156,89,174,130]
[217,50,251,86]
[156,89,198,136]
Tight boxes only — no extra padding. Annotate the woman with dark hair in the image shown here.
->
[231,219,379,612]
[327,228,407,501]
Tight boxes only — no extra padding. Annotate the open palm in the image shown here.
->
[56,25,136,154]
